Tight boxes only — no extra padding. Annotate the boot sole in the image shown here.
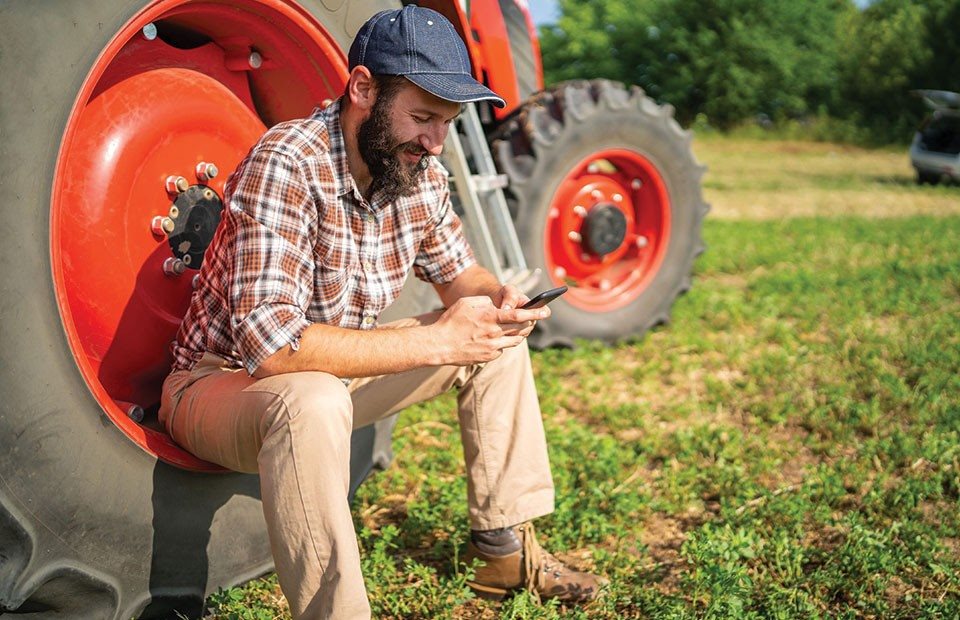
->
[466,580,512,601]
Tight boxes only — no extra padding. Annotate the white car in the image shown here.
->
[910,90,960,185]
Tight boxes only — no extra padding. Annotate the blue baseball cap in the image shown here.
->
[348,5,506,108]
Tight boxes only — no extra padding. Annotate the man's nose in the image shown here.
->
[419,124,447,156]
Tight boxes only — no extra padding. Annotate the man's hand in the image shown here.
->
[492,283,527,310]
[431,296,547,366]
[492,283,549,339]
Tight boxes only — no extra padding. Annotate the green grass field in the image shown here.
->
[207,137,960,619]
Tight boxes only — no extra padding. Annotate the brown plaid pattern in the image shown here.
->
[171,100,476,375]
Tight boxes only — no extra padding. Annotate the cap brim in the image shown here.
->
[405,73,506,108]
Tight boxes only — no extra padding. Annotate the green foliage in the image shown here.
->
[540,0,851,129]
[539,0,960,144]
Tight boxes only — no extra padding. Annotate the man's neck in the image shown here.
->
[339,102,374,200]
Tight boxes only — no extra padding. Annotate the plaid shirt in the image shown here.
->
[171,100,476,375]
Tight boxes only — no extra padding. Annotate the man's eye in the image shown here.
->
[413,116,430,124]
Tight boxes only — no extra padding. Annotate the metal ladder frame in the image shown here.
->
[442,103,539,290]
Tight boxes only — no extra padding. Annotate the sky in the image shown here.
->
[526,0,560,25]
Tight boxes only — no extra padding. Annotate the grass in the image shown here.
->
[206,136,960,618]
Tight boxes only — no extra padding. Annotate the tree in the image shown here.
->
[539,0,852,128]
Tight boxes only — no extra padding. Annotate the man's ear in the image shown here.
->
[347,66,376,112]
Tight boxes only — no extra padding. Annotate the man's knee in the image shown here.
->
[249,372,354,439]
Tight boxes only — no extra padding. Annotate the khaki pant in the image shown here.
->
[158,316,554,619]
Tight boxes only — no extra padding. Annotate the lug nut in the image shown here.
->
[632,178,643,189]
[591,189,602,199]
[587,164,599,174]
[161,217,175,234]
[166,175,189,194]
[192,274,201,289]
[196,161,219,182]
[248,51,263,69]
[573,205,588,217]
[613,193,623,202]
[568,231,582,243]
[581,253,591,261]
[142,23,158,41]
[600,279,611,291]
[635,235,649,248]
[549,208,560,220]
[127,404,145,423]
[116,400,145,423]
[168,205,179,219]
[163,257,186,276]
[151,216,167,236]
[203,188,215,201]
[554,267,567,279]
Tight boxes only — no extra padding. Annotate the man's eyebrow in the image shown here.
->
[411,107,462,122]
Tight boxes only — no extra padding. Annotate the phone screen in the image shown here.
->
[521,286,568,309]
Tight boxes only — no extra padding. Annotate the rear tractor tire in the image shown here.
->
[492,80,709,348]
[0,0,394,617]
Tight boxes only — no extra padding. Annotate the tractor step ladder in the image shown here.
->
[443,103,539,292]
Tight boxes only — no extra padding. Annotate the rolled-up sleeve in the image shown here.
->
[227,149,316,374]
[413,182,476,284]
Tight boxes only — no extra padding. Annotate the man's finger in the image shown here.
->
[498,307,549,323]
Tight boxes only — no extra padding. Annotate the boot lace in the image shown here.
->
[518,522,545,601]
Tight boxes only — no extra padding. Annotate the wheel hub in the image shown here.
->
[167,185,223,269]
[582,203,627,257]
[544,149,671,311]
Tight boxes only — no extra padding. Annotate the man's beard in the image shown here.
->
[357,96,430,203]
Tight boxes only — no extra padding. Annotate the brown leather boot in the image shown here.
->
[464,522,607,602]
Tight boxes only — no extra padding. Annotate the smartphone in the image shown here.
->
[520,286,568,309]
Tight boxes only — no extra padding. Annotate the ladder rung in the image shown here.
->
[472,173,509,192]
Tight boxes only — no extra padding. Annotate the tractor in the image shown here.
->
[0,0,706,616]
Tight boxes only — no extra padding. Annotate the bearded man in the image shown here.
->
[159,5,605,619]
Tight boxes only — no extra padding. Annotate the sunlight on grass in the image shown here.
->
[694,136,960,220]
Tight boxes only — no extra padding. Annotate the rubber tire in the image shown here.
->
[0,1,395,617]
[491,80,709,348]
[916,169,941,185]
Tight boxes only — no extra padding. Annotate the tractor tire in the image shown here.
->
[491,80,708,348]
[0,1,394,618]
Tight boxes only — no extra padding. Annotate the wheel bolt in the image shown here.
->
[168,205,179,219]
[127,404,145,423]
[151,216,167,236]
[635,235,649,248]
[166,175,189,194]
[162,217,175,233]
[192,274,201,289]
[613,193,623,202]
[248,51,263,69]
[203,188,215,201]
[196,161,219,182]
[573,205,588,217]
[590,189,602,199]
[182,254,193,266]
[632,178,642,189]
[142,23,158,41]
[587,164,599,174]
[554,267,567,279]
[163,257,186,276]
[568,231,582,243]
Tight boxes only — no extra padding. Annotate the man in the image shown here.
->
[159,5,604,618]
